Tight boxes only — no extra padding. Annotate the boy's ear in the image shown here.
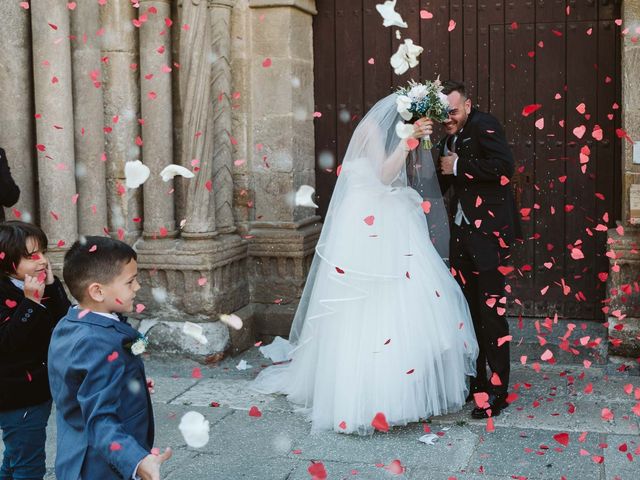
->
[86,282,104,303]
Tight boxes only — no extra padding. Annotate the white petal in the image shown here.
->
[390,58,409,75]
[178,412,210,448]
[294,185,318,208]
[258,336,292,363]
[235,359,252,371]
[400,109,414,121]
[375,0,408,28]
[182,321,208,345]
[419,433,439,445]
[405,39,424,58]
[160,164,195,182]
[219,313,243,330]
[124,160,150,189]
[395,121,414,139]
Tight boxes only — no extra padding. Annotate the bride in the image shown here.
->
[252,94,479,435]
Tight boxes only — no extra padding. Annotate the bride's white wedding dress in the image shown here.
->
[252,95,478,435]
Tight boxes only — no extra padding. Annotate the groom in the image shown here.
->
[427,81,521,419]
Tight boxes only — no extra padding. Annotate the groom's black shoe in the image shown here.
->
[471,393,508,419]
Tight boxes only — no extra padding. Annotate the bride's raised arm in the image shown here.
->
[380,119,432,185]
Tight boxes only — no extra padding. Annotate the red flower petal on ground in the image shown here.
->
[371,412,389,432]
[249,406,262,417]
[553,432,570,446]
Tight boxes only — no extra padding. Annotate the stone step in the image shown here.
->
[507,316,609,366]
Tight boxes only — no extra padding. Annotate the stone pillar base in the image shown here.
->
[606,226,640,360]
[135,235,249,315]
[247,217,322,339]
[133,235,249,358]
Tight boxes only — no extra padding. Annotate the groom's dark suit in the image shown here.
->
[435,107,521,401]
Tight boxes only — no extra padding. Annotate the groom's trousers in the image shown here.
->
[450,222,511,396]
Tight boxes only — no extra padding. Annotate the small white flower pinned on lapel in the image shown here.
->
[390,39,423,75]
[375,0,408,28]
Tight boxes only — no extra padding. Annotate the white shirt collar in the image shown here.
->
[10,277,24,290]
[73,306,120,322]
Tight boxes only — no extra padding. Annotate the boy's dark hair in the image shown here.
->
[442,80,467,98]
[63,236,137,302]
[0,221,49,276]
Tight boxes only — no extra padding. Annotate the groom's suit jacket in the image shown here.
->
[435,108,522,246]
[48,307,154,480]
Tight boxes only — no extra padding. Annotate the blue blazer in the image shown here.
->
[48,307,154,479]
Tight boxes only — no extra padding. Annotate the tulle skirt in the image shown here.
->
[252,184,478,435]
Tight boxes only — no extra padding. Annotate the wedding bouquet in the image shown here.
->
[395,79,450,149]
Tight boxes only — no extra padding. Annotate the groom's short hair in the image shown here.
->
[442,80,467,99]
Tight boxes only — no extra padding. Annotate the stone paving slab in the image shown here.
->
[163,453,297,480]
[464,426,606,479]
[295,424,479,473]
[170,378,279,411]
[602,434,640,480]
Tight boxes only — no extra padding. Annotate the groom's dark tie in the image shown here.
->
[447,134,457,154]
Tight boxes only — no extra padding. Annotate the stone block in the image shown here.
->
[135,235,249,317]
[250,7,295,57]
[608,316,640,358]
[624,0,640,23]
[252,172,296,221]
[228,303,259,355]
[251,59,297,117]
[141,319,231,361]
[255,303,298,337]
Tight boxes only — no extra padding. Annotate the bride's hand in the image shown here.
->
[412,117,433,139]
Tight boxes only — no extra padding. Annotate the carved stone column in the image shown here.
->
[31,0,78,251]
[209,0,236,233]
[246,0,322,338]
[607,0,640,363]
[101,1,142,243]
[135,0,249,361]
[139,0,177,238]
[179,0,217,238]
[71,0,108,236]
[0,1,36,221]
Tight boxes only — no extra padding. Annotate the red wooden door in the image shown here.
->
[313,0,622,320]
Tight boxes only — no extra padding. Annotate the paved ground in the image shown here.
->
[2,347,640,480]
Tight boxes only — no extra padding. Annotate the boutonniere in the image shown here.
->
[125,335,148,356]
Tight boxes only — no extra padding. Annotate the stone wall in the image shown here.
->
[0,0,320,359]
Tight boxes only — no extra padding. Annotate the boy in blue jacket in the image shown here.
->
[48,236,171,480]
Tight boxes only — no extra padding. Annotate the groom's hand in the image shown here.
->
[440,154,456,175]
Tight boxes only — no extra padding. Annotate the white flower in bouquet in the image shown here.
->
[396,95,413,121]
[437,91,450,108]
[408,84,428,101]
[395,121,415,139]
[390,39,423,75]
[375,0,408,28]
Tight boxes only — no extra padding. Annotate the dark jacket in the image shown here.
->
[0,276,71,411]
[435,108,523,245]
[0,148,20,222]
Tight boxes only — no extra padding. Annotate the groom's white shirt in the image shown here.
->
[447,133,470,226]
